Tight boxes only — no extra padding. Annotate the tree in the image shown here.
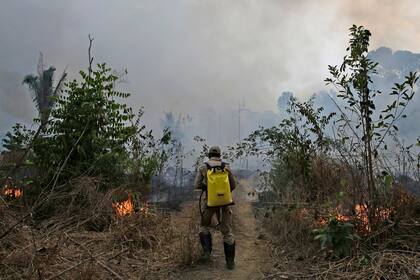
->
[35,63,135,185]
[22,53,66,127]
[230,96,334,201]
[2,123,33,152]
[325,25,418,218]
[2,54,67,176]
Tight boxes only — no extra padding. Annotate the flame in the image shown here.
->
[112,193,134,216]
[3,186,23,199]
[319,204,392,233]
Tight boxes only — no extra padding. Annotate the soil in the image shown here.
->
[172,182,272,280]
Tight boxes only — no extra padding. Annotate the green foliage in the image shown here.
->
[192,136,209,171]
[325,25,418,205]
[34,63,136,184]
[233,96,334,198]
[313,218,360,258]
[127,112,173,194]
[239,96,333,156]
[383,174,393,192]
[3,59,173,198]
[2,123,33,152]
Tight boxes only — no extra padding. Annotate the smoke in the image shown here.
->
[1,0,420,147]
[276,47,420,145]
[0,70,36,140]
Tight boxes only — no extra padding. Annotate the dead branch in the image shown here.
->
[88,34,94,77]
[0,212,31,241]
[45,252,106,280]
[96,260,124,280]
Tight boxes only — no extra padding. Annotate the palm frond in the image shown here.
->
[22,75,40,109]
[23,54,66,126]
[52,71,67,97]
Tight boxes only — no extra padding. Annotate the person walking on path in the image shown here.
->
[194,146,237,270]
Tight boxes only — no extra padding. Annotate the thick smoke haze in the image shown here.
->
[1,0,420,150]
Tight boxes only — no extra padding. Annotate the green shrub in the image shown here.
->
[313,218,360,258]
[34,63,135,186]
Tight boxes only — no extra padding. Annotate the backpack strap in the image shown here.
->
[205,161,226,171]
[205,162,211,170]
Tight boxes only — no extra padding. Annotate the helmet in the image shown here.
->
[208,146,221,157]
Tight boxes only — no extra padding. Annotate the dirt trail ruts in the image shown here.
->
[172,182,272,280]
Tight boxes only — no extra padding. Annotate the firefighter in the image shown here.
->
[194,146,237,270]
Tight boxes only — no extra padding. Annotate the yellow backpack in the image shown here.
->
[206,162,233,207]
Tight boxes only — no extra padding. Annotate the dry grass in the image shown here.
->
[0,177,199,280]
[260,203,420,279]
[258,155,420,280]
[265,248,420,280]
[173,200,201,266]
[261,206,316,249]
[0,208,180,279]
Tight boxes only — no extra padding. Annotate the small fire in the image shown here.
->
[2,186,23,199]
[112,193,134,216]
[320,204,392,233]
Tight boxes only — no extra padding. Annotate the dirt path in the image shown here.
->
[172,181,272,280]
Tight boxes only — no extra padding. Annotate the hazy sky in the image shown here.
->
[1,0,420,138]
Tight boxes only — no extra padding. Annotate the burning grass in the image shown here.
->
[0,207,179,279]
[2,184,23,199]
[318,203,393,235]
[258,190,420,280]
[112,192,135,216]
[3,187,23,198]
[0,177,195,279]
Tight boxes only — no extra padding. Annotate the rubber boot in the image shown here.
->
[199,232,212,262]
[224,242,235,270]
